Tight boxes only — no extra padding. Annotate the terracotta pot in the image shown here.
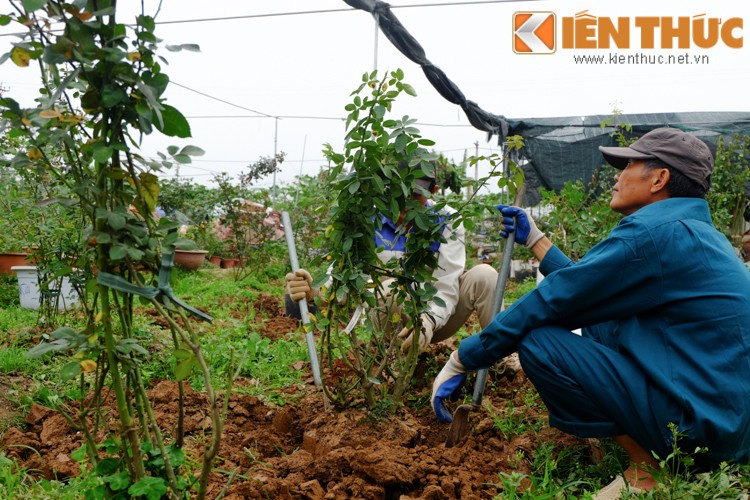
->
[208,255,222,266]
[220,257,238,269]
[173,249,208,270]
[0,252,34,274]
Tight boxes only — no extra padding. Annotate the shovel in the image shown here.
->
[445,213,518,448]
[281,211,323,388]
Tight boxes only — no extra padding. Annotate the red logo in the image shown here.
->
[514,12,556,54]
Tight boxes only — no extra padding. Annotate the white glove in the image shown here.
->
[285,269,317,302]
[398,314,435,354]
[431,350,468,423]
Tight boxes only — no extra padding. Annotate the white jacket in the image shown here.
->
[374,201,466,331]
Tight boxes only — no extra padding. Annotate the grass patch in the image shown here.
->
[0,347,41,375]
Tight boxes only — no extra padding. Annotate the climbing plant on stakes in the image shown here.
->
[0,1,223,498]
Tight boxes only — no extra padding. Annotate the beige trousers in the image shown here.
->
[372,264,499,343]
[431,263,499,343]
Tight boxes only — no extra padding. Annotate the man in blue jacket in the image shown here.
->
[431,128,750,497]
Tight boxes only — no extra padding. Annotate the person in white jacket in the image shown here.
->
[285,170,502,355]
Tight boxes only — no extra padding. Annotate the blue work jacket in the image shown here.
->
[459,198,750,463]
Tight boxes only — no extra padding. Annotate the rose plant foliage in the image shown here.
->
[0,1,226,498]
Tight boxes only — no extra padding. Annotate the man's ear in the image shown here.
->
[651,168,670,194]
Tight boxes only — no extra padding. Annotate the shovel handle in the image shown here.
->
[472,368,489,406]
[281,211,323,387]
[470,209,518,407]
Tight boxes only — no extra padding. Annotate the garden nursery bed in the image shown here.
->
[0,290,599,499]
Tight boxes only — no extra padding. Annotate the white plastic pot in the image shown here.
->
[11,266,80,311]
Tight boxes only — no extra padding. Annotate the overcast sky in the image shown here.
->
[1,0,749,190]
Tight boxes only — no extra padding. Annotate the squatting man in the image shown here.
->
[284,165,519,368]
[431,128,750,498]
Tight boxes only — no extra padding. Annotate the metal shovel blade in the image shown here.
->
[445,403,477,448]
[445,368,488,447]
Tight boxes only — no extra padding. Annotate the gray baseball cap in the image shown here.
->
[599,128,714,190]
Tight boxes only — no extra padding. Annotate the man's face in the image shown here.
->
[609,160,664,216]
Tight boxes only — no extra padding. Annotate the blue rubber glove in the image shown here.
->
[494,205,544,248]
[431,351,468,423]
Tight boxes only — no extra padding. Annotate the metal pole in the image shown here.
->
[281,211,323,387]
[472,141,479,198]
[373,13,379,71]
[294,135,307,206]
[271,117,279,193]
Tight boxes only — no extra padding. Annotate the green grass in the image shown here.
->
[0,347,41,375]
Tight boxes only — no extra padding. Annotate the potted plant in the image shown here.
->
[205,235,225,266]
[0,180,35,273]
[173,248,208,270]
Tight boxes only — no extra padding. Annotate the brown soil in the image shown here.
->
[0,293,600,499]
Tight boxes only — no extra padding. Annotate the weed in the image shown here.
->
[487,399,545,441]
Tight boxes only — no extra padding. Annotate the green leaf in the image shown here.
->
[129,476,167,500]
[26,338,71,358]
[117,338,149,357]
[21,0,47,12]
[71,445,87,463]
[161,231,179,247]
[50,327,77,339]
[127,247,144,260]
[401,83,417,96]
[165,43,200,52]
[179,145,204,157]
[90,231,111,244]
[135,102,152,119]
[174,238,197,250]
[175,358,194,381]
[96,457,121,475]
[60,361,82,382]
[10,46,31,67]
[0,15,12,26]
[93,144,113,164]
[135,81,162,126]
[174,348,193,360]
[137,15,155,32]
[371,175,384,194]
[394,134,409,153]
[42,44,69,64]
[154,104,191,138]
[108,212,126,230]
[136,31,158,43]
[138,172,159,213]
[172,154,191,164]
[109,245,127,260]
[166,446,186,467]
[101,84,126,108]
[106,471,131,491]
